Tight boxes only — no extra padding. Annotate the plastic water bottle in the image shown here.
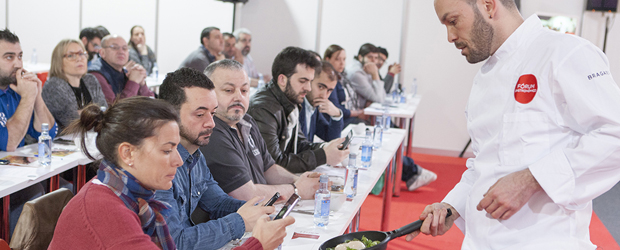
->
[382,110,391,131]
[400,87,406,103]
[392,83,400,104]
[38,123,52,166]
[412,78,418,96]
[361,129,373,168]
[257,73,265,89]
[344,153,358,200]
[373,116,383,149]
[314,175,331,227]
[31,48,37,64]
[152,63,159,80]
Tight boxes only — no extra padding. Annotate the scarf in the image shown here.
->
[97,160,176,250]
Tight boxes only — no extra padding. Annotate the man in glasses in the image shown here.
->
[0,28,57,235]
[79,27,103,66]
[88,34,153,104]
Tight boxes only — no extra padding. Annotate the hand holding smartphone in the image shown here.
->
[274,193,301,220]
[264,192,280,207]
[339,130,353,150]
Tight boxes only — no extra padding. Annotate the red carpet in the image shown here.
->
[358,153,620,250]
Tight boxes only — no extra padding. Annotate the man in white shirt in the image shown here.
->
[233,28,271,86]
[407,0,620,249]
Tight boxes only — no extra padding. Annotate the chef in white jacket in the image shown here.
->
[405,0,620,249]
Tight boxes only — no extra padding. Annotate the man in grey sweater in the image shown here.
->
[344,43,386,109]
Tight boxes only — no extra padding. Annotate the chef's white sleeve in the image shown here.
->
[528,42,620,211]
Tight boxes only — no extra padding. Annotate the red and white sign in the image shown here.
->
[514,74,537,104]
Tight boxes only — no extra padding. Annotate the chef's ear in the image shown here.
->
[480,0,498,19]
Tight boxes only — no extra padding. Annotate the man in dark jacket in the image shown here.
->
[248,47,349,173]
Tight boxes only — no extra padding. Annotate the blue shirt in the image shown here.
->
[0,88,57,151]
[154,144,246,250]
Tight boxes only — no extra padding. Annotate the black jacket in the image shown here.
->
[247,81,326,173]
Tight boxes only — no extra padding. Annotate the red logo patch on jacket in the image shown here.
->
[514,74,537,104]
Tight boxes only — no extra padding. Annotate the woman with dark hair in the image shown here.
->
[128,25,157,75]
[49,97,292,250]
[324,44,366,126]
[42,39,108,131]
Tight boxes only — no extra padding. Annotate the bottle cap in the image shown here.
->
[319,174,329,182]
[349,153,357,159]
[41,123,49,131]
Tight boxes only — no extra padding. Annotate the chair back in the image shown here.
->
[9,188,73,250]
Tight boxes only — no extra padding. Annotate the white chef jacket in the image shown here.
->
[443,15,620,250]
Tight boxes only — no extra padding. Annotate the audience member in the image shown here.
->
[377,46,401,93]
[201,59,321,201]
[248,46,349,173]
[50,98,182,249]
[95,25,110,37]
[324,45,365,126]
[0,29,57,235]
[222,32,237,59]
[157,67,278,250]
[78,27,103,66]
[345,43,386,108]
[179,27,225,72]
[233,28,272,86]
[128,25,157,75]
[88,35,154,104]
[300,61,343,141]
[42,39,107,131]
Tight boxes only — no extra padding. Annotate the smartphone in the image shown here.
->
[264,192,280,207]
[274,193,301,220]
[339,130,354,150]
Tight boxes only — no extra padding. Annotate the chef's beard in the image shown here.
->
[0,69,17,89]
[462,6,494,64]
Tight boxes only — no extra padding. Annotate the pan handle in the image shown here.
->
[389,208,452,239]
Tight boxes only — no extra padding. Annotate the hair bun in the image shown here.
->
[80,104,106,132]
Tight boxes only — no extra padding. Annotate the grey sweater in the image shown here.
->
[42,74,108,130]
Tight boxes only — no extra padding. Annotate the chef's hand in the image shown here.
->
[406,202,459,241]
[476,168,542,220]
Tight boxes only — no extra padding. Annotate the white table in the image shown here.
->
[363,94,421,197]
[218,126,406,250]
[0,133,97,242]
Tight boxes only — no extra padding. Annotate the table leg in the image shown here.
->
[77,165,86,192]
[394,142,404,197]
[355,209,360,232]
[50,175,59,191]
[381,154,395,231]
[407,116,415,157]
[2,195,9,243]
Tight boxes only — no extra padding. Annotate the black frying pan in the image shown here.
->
[319,209,452,250]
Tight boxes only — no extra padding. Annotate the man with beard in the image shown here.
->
[79,27,103,66]
[299,61,343,142]
[406,0,620,249]
[88,35,153,104]
[376,47,401,94]
[0,28,57,236]
[248,47,349,173]
[180,27,225,73]
[233,28,272,87]
[156,67,276,250]
[200,59,321,201]
[344,43,386,109]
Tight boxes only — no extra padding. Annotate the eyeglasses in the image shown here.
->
[63,51,88,61]
[103,45,129,52]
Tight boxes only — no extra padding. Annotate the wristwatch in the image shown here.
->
[290,183,298,195]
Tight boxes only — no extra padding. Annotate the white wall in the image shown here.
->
[237,0,319,77]
[403,0,480,154]
[157,0,233,74]
[7,0,79,64]
[318,0,403,78]
[0,0,6,29]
